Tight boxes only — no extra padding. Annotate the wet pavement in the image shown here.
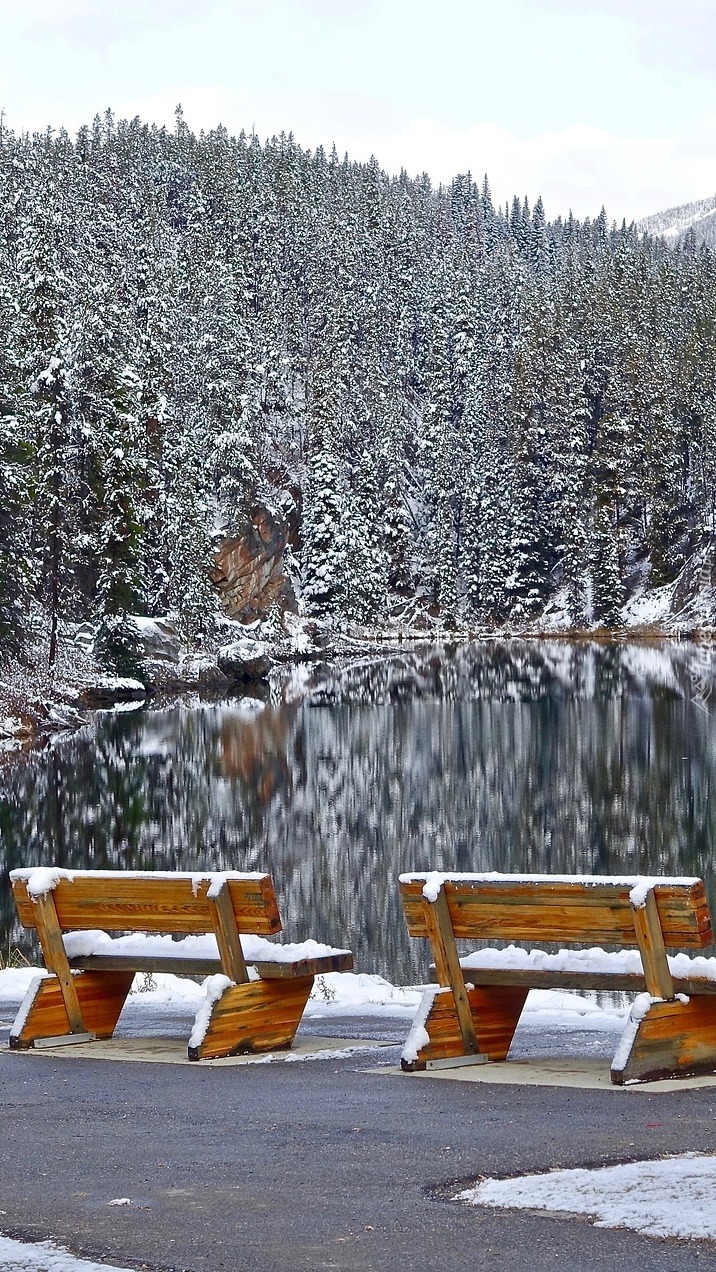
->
[2,993,716,1272]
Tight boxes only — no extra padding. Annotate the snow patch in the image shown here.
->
[0,1236,138,1272]
[306,972,422,1017]
[11,867,268,893]
[458,1153,716,1241]
[9,974,46,1038]
[21,868,75,899]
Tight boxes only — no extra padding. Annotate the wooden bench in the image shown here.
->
[399,872,716,1084]
[9,867,353,1060]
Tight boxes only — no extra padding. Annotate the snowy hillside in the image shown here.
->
[2,113,716,669]
[638,193,716,246]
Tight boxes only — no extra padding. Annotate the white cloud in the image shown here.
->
[2,0,716,220]
[541,0,716,74]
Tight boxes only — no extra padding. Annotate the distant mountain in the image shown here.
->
[638,194,716,247]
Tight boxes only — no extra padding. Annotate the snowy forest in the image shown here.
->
[2,109,716,667]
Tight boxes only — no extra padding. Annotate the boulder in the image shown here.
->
[79,677,147,707]
[180,657,232,690]
[217,639,273,681]
[127,616,180,664]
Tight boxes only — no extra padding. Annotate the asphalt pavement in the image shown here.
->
[3,1002,716,1272]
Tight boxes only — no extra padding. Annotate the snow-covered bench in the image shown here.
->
[9,868,353,1060]
[399,872,716,1084]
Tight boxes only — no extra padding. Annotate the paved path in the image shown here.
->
[2,1009,716,1272]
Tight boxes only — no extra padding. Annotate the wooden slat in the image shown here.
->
[207,880,249,983]
[69,951,355,978]
[423,888,479,1056]
[70,955,222,976]
[252,953,354,978]
[12,874,282,936]
[631,888,675,999]
[33,893,85,1033]
[400,878,713,948]
[433,965,716,996]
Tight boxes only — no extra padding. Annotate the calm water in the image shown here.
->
[2,641,715,983]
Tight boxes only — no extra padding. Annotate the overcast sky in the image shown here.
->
[1,0,714,222]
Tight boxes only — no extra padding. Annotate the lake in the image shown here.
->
[2,640,715,984]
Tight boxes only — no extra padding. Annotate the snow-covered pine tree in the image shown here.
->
[16,196,76,666]
[300,365,345,620]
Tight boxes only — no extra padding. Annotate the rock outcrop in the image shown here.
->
[670,535,716,627]
[212,507,297,623]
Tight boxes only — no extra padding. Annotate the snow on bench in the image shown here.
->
[9,867,353,1060]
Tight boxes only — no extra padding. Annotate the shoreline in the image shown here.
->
[1,624,714,771]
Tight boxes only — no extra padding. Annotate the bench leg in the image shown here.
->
[611,995,716,1085]
[9,971,134,1049]
[402,985,528,1072]
[188,975,314,1061]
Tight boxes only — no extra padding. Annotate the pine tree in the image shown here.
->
[301,367,345,619]
[16,199,75,666]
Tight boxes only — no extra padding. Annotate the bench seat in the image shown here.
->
[64,930,353,980]
[450,945,716,996]
[399,871,716,1084]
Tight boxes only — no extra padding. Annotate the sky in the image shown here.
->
[0,0,715,222]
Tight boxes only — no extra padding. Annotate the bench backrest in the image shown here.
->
[11,869,282,936]
[399,874,713,950]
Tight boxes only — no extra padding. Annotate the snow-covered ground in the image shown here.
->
[0,966,628,1032]
[458,1153,716,1241]
[0,1236,136,1272]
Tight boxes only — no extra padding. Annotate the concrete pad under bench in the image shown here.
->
[4,1034,394,1066]
[380,1055,716,1092]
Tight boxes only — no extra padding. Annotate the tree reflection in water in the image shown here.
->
[1,641,715,983]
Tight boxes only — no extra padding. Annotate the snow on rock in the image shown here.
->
[457,1153,716,1241]
[78,676,146,706]
[622,583,675,628]
[0,1235,138,1272]
[126,615,179,664]
[216,638,272,680]
[0,715,24,739]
